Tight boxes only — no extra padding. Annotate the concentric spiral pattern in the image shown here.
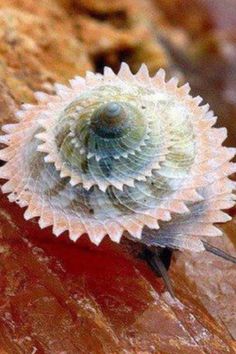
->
[0,63,235,250]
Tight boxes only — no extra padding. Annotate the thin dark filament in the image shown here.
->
[202,240,236,264]
[150,254,175,298]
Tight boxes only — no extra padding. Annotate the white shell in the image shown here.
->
[0,63,235,250]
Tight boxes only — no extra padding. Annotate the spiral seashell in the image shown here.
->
[0,63,235,250]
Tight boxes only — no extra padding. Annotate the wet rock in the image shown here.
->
[0,0,235,352]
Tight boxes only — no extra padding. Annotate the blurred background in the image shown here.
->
[0,1,235,353]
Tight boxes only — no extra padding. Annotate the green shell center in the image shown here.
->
[90,101,134,139]
[52,84,195,190]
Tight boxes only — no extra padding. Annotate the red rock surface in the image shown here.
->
[0,0,235,353]
[0,194,235,353]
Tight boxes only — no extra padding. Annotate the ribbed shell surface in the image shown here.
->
[0,63,235,250]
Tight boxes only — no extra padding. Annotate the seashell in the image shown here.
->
[0,62,235,255]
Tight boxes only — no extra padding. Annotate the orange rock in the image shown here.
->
[0,2,92,104]
[0,0,235,352]
[172,230,236,338]
[0,194,235,353]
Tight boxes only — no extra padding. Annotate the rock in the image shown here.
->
[0,195,235,353]
[0,0,235,352]
[73,0,169,74]
[0,2,92,105]
[172,225,236,340]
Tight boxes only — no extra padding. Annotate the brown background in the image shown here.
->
[0,1,235,353]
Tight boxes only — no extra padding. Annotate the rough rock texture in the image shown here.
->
[174,226,236,340]
[0,196,235,353]
[0,0,235,353]
[0,0,92,104]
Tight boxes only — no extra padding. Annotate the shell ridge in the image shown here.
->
[0,63,235,249]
